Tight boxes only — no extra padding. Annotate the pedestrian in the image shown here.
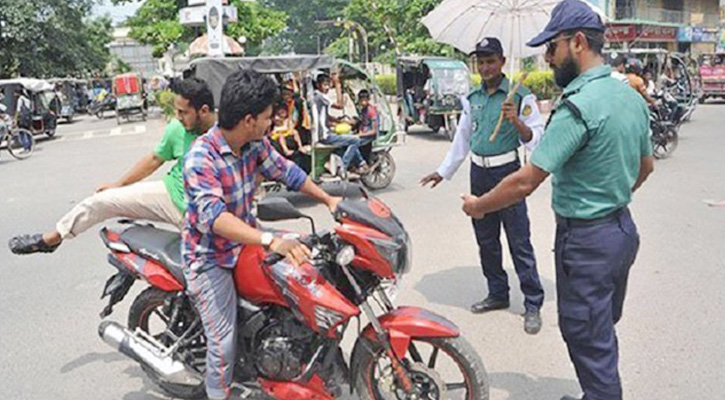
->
[420,37,546,334]
[460,1,655,399]
[9,78,216,255]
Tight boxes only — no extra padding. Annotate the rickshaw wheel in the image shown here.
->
[361,151,396,190]
[116,112,121,125]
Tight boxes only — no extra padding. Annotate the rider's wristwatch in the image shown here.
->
[260,232,275,249]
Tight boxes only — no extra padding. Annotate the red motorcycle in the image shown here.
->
[97,194,489,400]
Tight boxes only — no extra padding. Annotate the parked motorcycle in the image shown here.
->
[97,194,489,400]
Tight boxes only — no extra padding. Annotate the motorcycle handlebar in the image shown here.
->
[263,235,318,265]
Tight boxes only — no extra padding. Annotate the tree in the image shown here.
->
[116,0,288,57]
[0,0,113,78]
[261,0,349,54]
[328,0,459,63]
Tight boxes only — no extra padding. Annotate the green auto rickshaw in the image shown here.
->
[187,55,405,191]
[396,56,471,141]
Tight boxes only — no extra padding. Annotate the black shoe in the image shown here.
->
[470,297,510,314]
[8,234,60,255]
[524,309,542,335]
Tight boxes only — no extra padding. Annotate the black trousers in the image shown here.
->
[555,208,640,400]
[470,161,544,311]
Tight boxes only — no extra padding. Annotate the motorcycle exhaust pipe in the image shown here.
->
[98,321,204,386]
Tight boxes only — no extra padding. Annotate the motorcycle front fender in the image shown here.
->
[360,306,459,360]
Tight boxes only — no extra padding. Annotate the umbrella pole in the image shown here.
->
[489,18,520,143]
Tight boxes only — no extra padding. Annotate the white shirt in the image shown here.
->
[611,70,629,84]
[436,93,545,180]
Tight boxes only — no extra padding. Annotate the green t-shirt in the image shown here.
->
[154,119,196,213]
[468,77,530,156]
[530,65,652,219]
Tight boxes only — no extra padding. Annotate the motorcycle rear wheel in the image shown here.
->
[352,336,489,400]
[128,287,207,400]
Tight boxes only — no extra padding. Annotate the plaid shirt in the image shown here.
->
[182,126,307,272]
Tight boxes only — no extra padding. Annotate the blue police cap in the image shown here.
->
[470,37,504,56]
[527,0,605,47]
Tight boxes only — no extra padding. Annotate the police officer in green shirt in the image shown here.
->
[460,1,655,399]
[421,37,546,335]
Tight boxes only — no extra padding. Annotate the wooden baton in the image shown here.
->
[489,74,527,143]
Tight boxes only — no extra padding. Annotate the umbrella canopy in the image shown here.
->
[422,0,605,59]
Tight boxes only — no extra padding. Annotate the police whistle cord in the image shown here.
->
[489,73,528,143]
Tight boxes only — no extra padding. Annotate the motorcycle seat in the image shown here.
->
[120,225,185,286]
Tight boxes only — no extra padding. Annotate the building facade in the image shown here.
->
[603,0,723,54]
[107,28,158,77]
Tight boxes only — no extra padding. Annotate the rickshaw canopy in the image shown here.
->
[0,78,54,93]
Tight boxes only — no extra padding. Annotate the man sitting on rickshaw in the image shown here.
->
[312,73,369,174]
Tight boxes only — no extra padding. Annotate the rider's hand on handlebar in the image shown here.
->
[270,238,312,266]
[420,172,444,188]
[326,196,343,213]
[96,182,121,193]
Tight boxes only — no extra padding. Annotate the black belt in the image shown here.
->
[556,208,627,228]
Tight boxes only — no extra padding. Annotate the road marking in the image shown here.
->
[109,127,123,136]
[135,125,146,134]
[82,131,94,139]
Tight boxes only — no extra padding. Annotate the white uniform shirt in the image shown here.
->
[436,93,545,180]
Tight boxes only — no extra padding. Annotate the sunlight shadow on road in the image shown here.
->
[489,371,580,400]
[414,266,556,314]
[60,351,127,373]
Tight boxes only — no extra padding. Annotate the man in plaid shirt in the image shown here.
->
[182,69,341,400]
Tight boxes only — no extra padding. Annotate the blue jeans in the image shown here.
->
[321,134,364,169]
[470,161,544,312]
[555,208,639,400]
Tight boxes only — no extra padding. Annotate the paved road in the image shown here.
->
[1,105,724,400]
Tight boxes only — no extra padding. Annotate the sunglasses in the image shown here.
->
[545,35,572,56]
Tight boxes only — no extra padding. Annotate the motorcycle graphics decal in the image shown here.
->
[368,198,392,219]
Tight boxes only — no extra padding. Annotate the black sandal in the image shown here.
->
[8,234,60,255]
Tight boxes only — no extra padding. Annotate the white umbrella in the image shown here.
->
[422,0,607,61]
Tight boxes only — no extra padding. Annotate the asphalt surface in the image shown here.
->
[1,105,725,400]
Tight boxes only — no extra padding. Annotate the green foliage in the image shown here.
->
[0,0,113,78]
[261,0,348,54]
[226,1,288,55]
[327,0,459,62]
[471,70,558,100]
[156,89,176,120]
[375,74,397,96]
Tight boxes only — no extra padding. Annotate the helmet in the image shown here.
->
[626,58,644,76]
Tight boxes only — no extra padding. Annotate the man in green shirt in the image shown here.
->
[9,78,216,255]
[460,2,654,399]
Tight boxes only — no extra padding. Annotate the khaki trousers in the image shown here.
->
[56,180,183,239]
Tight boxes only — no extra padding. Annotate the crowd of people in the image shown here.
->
[7,1,659,400]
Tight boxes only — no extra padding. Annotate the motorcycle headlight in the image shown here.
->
[336,245,355,267]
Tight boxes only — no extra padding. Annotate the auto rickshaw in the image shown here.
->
[49,78,85,123]
[0,78,59,138]
[113,72,147,124]
[187,55,404,190]
[396,56,471,141]
[698,52,725,103]
[607,50,697,108]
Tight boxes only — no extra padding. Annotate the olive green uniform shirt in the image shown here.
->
[530,65,653,219]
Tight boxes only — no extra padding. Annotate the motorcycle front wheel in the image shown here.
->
[128,287,207,400]
[653,126,679,159]
[7,129,35,160]
[352,336,489,400]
